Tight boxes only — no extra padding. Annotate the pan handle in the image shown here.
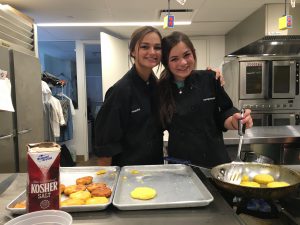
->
[164,157,191,165]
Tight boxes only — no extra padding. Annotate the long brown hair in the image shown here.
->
[159,31,196,128]
[129,26,162,64]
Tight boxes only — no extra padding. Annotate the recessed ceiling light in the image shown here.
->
[176,0,187,5]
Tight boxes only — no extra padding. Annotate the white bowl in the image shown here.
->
[4,210,72,225]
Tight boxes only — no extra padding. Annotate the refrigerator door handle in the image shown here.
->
[0,134,14,140]
[18,128,32,135]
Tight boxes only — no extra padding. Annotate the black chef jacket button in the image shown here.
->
[191,105,196,111]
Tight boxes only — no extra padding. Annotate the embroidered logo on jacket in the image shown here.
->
[203,97,215,102]
[131,108,141,113]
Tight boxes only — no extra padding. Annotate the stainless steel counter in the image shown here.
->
[223,125,300,145]
[0,171,246,225]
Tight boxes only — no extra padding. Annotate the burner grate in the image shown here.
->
[234,198,278,219]
[233,197,300,225]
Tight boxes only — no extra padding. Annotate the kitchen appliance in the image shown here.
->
[0,45,44,173]
[0,4,43,173]
[240,60,299,99]
[223,56,300,127]
[225,4,300,56]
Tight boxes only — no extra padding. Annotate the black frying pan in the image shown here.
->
[211,162,300,199]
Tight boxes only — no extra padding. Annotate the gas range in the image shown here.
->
[232,190,300,225]
[207,171,300,225]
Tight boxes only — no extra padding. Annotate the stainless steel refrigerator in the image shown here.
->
[0,45,44,173]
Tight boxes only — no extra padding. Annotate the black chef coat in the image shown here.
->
[167,70,239,168]
[94,65,164,166]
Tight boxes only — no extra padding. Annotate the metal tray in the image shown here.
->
[113,164,214,210]
[6,166,120,214]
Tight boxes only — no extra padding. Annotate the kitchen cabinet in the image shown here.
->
[0,45,44,173]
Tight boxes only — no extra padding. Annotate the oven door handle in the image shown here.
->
[266,114,272,126]
[295,114,300,125]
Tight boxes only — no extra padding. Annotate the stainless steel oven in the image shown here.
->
[272,60,297,98]
[272,113,298,126]
[240,61,268,99]
[251,113,269,127]
[239,60,299,100]
[249,112,299,127]
[223,56,300,128]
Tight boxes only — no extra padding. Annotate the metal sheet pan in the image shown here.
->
[113,164,214,210]
[6,166,119,214]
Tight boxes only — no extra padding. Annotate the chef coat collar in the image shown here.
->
[130,64,157,88]
[171,70,195,92]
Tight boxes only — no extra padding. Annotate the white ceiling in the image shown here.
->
[0,0,286,41]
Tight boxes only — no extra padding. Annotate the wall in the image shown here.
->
[191,36,225,70]
[86,63,102,119]
[100,32,129,101]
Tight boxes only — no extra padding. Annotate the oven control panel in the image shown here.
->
[242,103,294,110]
[240,99,300,111]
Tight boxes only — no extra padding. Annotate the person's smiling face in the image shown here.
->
[132,32,162,71]
[168,41,195,81]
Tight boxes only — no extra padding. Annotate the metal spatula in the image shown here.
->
[226,109,245,184]
[236,109,245,162]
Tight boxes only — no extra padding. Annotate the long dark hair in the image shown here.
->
[129,26,162,64]
[159,31,196,128]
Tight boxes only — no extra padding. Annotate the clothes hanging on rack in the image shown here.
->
[49,96,66,137]
[43,101,55,141]
[41,71,74,142]
[41,81,66,140]
[42,71,66,87]
[62,94,75,116]
[55,95,73,142]
[42,81,54,141]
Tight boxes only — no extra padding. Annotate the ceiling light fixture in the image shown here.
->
[37,21,191,27]
[176,0,187,5]
[0,4,10,10]
[291,0,296,8]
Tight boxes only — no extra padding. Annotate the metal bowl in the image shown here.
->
[211,162,300,199]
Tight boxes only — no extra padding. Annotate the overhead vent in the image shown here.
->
[225,3,300,56]
[159,9,194,21]
[262,35,300,41]
[0,4,35,56]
